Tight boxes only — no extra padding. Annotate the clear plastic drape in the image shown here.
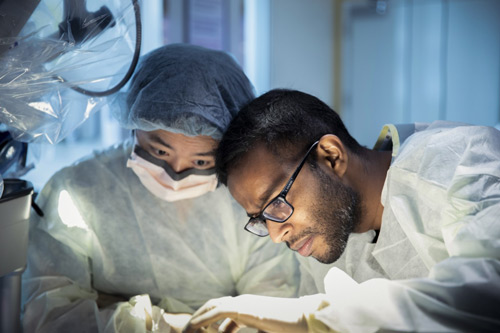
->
[0,0,140,144]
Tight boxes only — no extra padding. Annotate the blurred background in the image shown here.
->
[17,0,500,191]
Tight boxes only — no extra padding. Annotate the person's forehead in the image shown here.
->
[137,129,218,154]
[227,144,291,212]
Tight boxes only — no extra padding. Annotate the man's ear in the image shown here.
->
[316,134,348,178]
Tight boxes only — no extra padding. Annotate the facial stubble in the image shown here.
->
[291,163,362,264]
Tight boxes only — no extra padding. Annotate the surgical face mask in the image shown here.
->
[127,145,218,202]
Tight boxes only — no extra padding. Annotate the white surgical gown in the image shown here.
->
[302,122,500,332]
[22,139,299,332]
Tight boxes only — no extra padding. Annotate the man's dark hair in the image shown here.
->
[215,89,363,185]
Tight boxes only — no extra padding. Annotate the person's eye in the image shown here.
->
[270,199,286,208]
[194,160,211,167]
[155,149,168,156]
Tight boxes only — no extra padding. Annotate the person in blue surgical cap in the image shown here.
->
[21,44,299,333]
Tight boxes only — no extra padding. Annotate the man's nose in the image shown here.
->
[266,220,291,243]
[170,158,188,174]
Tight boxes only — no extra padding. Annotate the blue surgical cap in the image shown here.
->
[115,43,255,140]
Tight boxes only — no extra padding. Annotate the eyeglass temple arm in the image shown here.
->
[281,141,319,196]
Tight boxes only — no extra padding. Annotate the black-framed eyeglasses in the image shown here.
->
[245,141,319,237]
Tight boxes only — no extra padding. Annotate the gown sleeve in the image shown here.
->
[22,159,178,333]
[22,166,114,332]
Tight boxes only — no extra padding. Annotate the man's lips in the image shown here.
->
[291,236,314,257]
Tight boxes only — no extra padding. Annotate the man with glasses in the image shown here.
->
[183,89,500,332]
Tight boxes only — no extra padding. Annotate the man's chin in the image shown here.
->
[300,237,344,264]
[312,251,341,265]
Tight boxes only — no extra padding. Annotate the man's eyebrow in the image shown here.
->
[149,136,215,157]
[150,135,173,149]
[194,149,217,157]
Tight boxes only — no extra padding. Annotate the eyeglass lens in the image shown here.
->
[262,196,293,222]
[246,197,293,236]
[245,218,269,237]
